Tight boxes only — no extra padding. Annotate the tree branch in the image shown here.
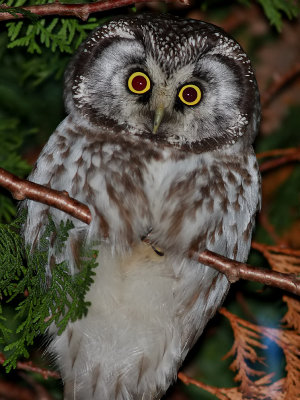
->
[257,147,300,160]
[252,241,300,257]
[1,167,300,296]
[261,62,300,108]
[0,167,91,224]
[191,250,300,295]
[178,372,225,397]
[0,0,189,22]
[259,148,300,172]
[0,380,36,400]
[0,352,60,380]
[258,209,285,245]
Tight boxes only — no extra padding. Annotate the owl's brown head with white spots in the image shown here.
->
[64,14,260,153]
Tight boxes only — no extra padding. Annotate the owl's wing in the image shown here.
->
[147,147,260,263]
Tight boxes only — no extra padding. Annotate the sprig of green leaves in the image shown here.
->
[0,212,98,371]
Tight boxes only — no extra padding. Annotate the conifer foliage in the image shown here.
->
[0,213,98,372]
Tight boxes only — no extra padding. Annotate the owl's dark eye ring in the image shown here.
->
[128,72,151,94]
[178,84,202,106]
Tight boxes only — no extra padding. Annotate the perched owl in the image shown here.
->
[23,14,261,400]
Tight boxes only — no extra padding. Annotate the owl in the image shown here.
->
[23,14,261,400]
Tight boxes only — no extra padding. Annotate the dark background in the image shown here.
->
[0,1,299,399]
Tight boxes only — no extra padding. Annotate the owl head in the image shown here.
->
[65,14,260,152]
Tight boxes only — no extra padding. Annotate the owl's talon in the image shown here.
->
[151,245,164,257]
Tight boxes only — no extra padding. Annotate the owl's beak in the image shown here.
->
[152,106,165,134]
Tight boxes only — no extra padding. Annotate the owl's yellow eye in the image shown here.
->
[178,84,202,106]
[128,72,151,94]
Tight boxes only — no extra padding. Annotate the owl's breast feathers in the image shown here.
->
[26,114,260,261]
[24,116,260,399]
[27,117,260,258]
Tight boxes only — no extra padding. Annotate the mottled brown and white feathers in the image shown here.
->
[23,14,261,400]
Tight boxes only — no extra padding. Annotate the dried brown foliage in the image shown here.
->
[252,242,300,275]
[179,245,300,399]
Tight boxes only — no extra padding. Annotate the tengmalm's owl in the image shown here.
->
[23,14,261,400]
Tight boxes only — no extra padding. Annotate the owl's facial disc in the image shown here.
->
[66,15,260,151]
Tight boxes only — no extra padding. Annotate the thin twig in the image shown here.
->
[0,0,189,21]
[259,149,300,172]
[261,62,300,108]
[252,241,300,257]
[257,147,299,160]
[178,372,224,396]
[0,168,91,224]
[255,148,300,246]
[258,210,283,245]
[0,352,60,380]
[0,380,34,400]
[191,250,300,296]
[20,372,57,400]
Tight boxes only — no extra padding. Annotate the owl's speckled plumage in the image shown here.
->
[23,14,261,400]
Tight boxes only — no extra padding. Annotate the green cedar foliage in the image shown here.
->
[0,119,32,222]
[0,212,98,372]
[6,17,99,54]
[2,0,101,54]
[255,0,299,31]
[202,0,299,31]
[0,0,299,54]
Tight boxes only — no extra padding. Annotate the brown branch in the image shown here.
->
[257,147,299,160]
[190,250,300,296]
[261,62,300,108]
[0,380,35,400]
[178,372,227,397]
[0,352,60,380]
[1,167,300,295]
[0,0,189,22]
[259,148,300,173]
[0,168,91,224]
[252,241,300,257]
[20,372,57,400]
[258,209,283,245]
